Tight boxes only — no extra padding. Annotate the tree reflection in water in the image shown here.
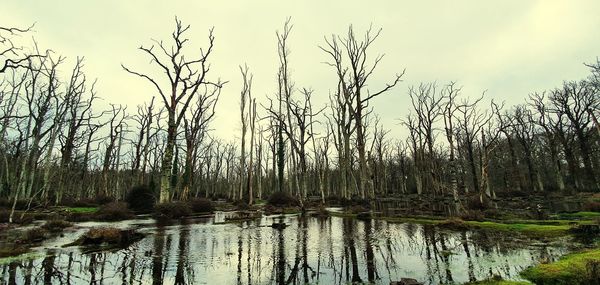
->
[1,214,570,285]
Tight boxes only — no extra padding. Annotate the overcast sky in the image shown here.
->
[3,1,600,141]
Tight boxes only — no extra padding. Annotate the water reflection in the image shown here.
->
[1,213,569,285]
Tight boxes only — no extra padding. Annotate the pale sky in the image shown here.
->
[3,1,600,142]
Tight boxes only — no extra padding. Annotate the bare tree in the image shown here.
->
[408,83,445,195]
[442,82,462,210]
[549,80,599,189]
[529,92,566,191]
[455,94,488,195]
[321,25,404,198]
[0,25,42,73]
[101,104,126,198]
[132,97,155,182]
[238,65,253,202]
[123,18,225,203]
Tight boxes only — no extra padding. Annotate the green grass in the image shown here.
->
[0,251,43,264]
[464,221,571,236]
[326,211,358,218]
[381,216,577,237]
[329,209,593,237]
[521,247,600,285]
[463,279,530,285]
[67,207,98,213]
[382,216,444,225]
[554,211,600,219]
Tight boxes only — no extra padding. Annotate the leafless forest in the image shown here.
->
[1,19,599,219]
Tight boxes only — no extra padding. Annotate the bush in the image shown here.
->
[0,199,38,210]
[348,205,370,214]
[483,208,503,219]
[95,202,135,221]
[21,227,48,243]
[190,198,214,213]
[66,211,96,222]
[311,206,330,218]
[582,201,600,212]
[81,227,122,244]
[233,199,250,210]
[42,219,72,233]
[126,185,156,213]
[70,227,144,247]
[0,209,34,224]
[211,192,229,201]
[154,202,192,219]
[325,195,345,206]
[267,191,299,207]
[61,197,97,207]
[460,210,485,222]
[466,194,491,210]
[94,195,115,205]
[439,218,469,231]
[0,209,10,223]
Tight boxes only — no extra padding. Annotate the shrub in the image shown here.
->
[42,219,73,233]
[189,198,214,213]
[348,205,370,214]
[21,227,48,243]
[325,195,345,206]
[82,227,122,244]
[0,209,33,224]
[95,202,134,221]
[0,199,38,210]
[0,246,28,258]
[311,206,330,218]
[466,194,491,210]
[94,195,115,205]
[439,218,470,231]
[582,201,600,212]
[211,192,228,201]
[61,197,97,207]
[0,209,9,223]
[64,227,145,250]
[233,199,250,210]
[267,191,299,207]
[154,202,192,219]
[483,208,503,219]
[126,185,156,213]
[66,211,96,222]
[460,210,485,222]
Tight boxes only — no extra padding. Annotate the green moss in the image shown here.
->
[327,211,358,218]
[464,221,570,236]
[521,248,600,285]
[67,207,98,213]
[382,216,443,225]
[556,211,600,219]
[0,251,42,263]
[379,216,572,236]
[463,279,530,285]
[0,247,29,258]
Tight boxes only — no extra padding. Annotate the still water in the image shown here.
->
[1,212,571,285]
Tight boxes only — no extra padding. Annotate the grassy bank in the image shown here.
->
[377,215,586,237]
[464,279,530,285]
[521,247,600,285]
